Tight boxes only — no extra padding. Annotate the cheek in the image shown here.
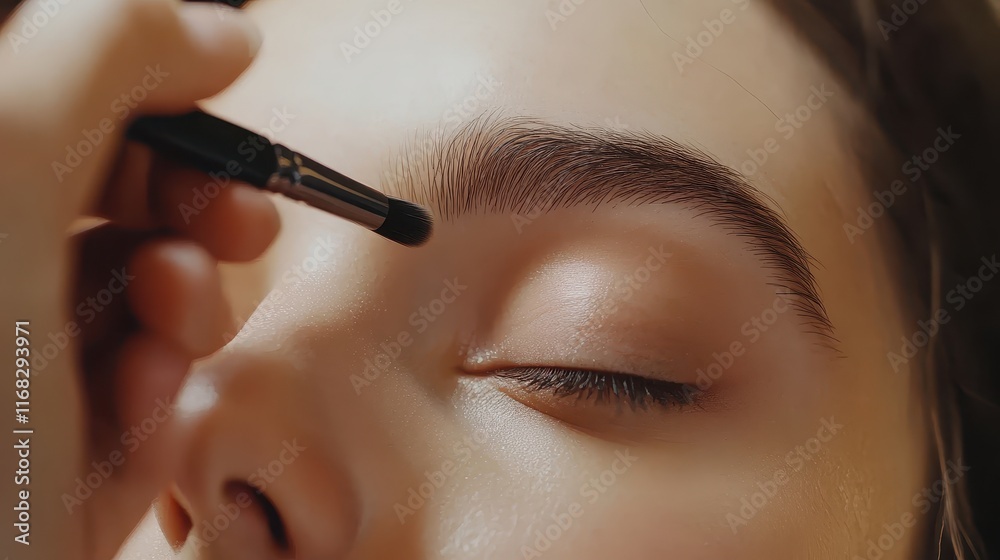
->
[425,441,824,559]
[434,381,781,558]
[439,382,883,559]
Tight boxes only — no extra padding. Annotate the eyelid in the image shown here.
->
[490,366,699,412]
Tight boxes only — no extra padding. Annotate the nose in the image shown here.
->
[161,352,360,559]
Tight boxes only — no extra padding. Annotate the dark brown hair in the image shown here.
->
[767,1,1000,558]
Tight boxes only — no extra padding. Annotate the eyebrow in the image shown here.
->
[383,116,835,343]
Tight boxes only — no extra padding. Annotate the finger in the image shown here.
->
[151,159,281,261]
[127,238,234,357]
[0,0,263,216]
[71,224,155,440]
[87,333,190,560]
[94,143,283,260]
[95,142,158,228]
[114,334,189,462]
[1,0,261,112]
[69,225,212,560]
[71,223,159,349]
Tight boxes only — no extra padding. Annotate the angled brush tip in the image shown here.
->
[374,198,434,247]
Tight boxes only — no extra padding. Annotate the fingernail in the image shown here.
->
[233,12,263,57]
[190,4,263,58]
[219,6,263,57]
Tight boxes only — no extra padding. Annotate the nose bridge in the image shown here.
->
[166,244,476,557]
[171,352,361,558]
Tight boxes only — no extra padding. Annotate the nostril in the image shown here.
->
[223,481,292,553]
[158,482,293,555]
[155,487,194,551]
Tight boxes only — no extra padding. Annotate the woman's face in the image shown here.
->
[150,1,933,558]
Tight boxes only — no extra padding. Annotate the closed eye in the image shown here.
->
[491,366,698,412]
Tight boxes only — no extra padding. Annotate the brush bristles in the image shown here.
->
[374,198,434,247]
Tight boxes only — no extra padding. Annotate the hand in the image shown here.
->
[0,1,278,558]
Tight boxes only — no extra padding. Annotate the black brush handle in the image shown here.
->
[127,111,277,187]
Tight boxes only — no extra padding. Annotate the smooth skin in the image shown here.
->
[134,0,926,559]
[2,0,933,559]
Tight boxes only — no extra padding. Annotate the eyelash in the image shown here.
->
[494,366,697,412]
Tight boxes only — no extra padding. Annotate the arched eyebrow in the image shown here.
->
[383,115,835,344]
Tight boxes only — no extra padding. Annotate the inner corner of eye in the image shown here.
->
[457,346,504,375]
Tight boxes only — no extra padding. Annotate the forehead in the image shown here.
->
[225,2,865,254]
[226,0,846,185]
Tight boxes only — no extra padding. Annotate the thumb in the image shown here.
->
[0,0,262,220]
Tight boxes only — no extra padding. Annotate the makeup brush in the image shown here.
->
[127,110,433,247]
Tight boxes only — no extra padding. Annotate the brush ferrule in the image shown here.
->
[266,144,389,230]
